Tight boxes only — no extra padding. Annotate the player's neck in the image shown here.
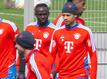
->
[66,21,78,30]
[70,20,77,26]
[24,49,32,56]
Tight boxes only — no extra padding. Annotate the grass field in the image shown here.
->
[0,0,107,32]
[49,0,107,32]
[0,0,24,30]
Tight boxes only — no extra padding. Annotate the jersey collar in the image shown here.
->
[37,21,50,28]
[65,23,79,30]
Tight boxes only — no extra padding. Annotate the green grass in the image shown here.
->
[49,0,107,32]
[0,0,107,32]
[0,0,24,30]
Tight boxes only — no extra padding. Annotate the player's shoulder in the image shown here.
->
[25,22,37,30]
[78,23,92,34]
[26,22,36,27]
[2,19,15,25]
[48,22,58,29]
[54,25,65,33]
[1,18,18,32]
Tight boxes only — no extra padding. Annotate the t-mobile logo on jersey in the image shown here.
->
[64,41,74,53]
[35,39,42,50]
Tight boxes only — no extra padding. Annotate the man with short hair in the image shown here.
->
[50,2,97,79]
[25,3,56,78]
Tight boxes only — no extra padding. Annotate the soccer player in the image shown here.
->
[53,0,86,78]
[50,2,97,79]
[54,0,86,27]
[0,18,19,78]
[25,3,56,77]
[15,31,53,79]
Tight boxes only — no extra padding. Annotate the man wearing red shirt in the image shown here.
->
[0,18,19,78]
[53,0,86,78]
[50,2,97,79]
[15,31,53,79]
[25,3,56,78]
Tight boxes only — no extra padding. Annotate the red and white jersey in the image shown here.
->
[54,15,85,27]
[25,21,56,54]
[25,21,56,74]
[0,18,19,77]
[50,23,97,79]
[25,49,53,79]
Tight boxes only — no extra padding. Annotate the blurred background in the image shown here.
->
[0,0,107,78]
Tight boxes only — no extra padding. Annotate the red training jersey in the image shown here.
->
[25,21,56,74]
[0,18,19,77]
[25,21,56,52]
[53,14,85,77]
[50,23,97,79]
[25,49,53,79]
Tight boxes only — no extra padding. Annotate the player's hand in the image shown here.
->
[17,72,26,79]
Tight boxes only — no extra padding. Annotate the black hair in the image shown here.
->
[67,0,73,2]
[34,3,49,15]
[62,2,79,15]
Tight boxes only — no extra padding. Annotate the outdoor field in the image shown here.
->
[0,0,107,32]
[0,0,24,30]
[0,0,107,79]
[49,0,107,32]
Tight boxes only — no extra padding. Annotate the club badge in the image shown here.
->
[60,35,64,41]
[43,32,49,38]
[74,33,80,39]
[0,29,3,35]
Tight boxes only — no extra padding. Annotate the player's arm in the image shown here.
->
[49,30,58,60]
[49,30,58,78]
[86,30,97,79]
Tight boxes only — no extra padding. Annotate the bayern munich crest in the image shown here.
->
[74,33,80,39]
[0,29,3,35]
[43,32,49,38]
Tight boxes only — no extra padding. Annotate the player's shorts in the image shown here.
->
[0,64,16,79]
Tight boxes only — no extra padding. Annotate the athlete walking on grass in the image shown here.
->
[50,2,97,79]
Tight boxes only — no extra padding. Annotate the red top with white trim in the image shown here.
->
[50,23,97,79]
[0,18,19,77]
[25,21,56,53]
[25,49,53,79]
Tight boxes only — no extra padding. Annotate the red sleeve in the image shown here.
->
[75,17,85,25]
[54,15,60,25]
[54,15,65,27]
[49,30,58,61]
[86,30,97,79]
